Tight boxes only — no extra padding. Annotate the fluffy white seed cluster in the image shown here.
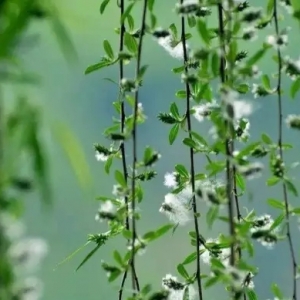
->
[266,30,289,49]
[192,100,219,123]
[95,151,109,162]
[251,214,278,249]
[95,200,117,222]
[234,118,250,142]
[159,193,191,226]
[0,213,48,300]
[153,28,189,60]
[162,274,196,300]
[238,162,264,180]
[285,114,300,130]
[200,237,231,266]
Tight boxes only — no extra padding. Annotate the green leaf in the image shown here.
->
[182,252,197,265]
[50,11,78,63]
[246,48,268,66]
[127,15,135,31]
[108,269,122,282]
[290,77,300,99]
[175,164,189,178]
[247,290,258,300]
[206,205,219,229]
[53,122,92,190]
[271,283,283,298]
[267,0,275,14]
[124,32,138,54]
[284,178,298,196]
[188,15,196,27]
[115,170,127,187]
[138,65,149,81]
[183,138,197,149]
[292,207,300,214]
[169,124,180,145]
[262,74,271,90]
[104,156,113,174]
[154,224,173,239]
[211,52,220,77]
[183,285,190,300]
[169,23,178,39]
[177,264,189,280]
[113,250,124,266]
[76,244,101,271]
[291,0,300,16]
[122,229,132,239]
[237,142,260,158]
[100,0,110,14]
[27,112,52,205]
[172,66,185,74]
[267,198,285,209]
[266,176,280,186]
[197,19,210,45]
[170,102,180,119]
[236,83,249,94]
[261,133,272,144]
[103,40,114,60]
[270,213,285,231]
[121,3,135,24]
[190,131,208,146]
[176,90,187,99]
[85,61,112,75]
[195,173,206,180]
[55,241,91,270]
[143,224,173,242]
[148,0,155,11]
[235,173,245,191]
[205,276,219,288]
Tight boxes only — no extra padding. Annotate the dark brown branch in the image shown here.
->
[117,0,139,298]
[180,2,203,299]
[130,0,148,296]
[273,2,297,299]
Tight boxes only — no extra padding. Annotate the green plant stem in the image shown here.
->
[273,2,297,299]
[180,3,203,299]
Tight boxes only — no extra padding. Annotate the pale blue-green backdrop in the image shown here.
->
[12,0,300,299]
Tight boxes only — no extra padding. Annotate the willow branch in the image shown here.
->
[273,2,297,299]
[130,0,148,296]
[217,2,235,270]
[180,3,203,299]
[117,0,139,298]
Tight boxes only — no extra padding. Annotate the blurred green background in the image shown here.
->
[7,0,300,299]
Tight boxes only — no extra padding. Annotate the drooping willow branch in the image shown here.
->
[218,0,247,300]
[130,0,148,296]
[180,2,203,299]
[217,2,236,271]
[117,0,140,298]
[273,1,298,299]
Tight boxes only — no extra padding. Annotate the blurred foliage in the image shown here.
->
[0,0,87,298]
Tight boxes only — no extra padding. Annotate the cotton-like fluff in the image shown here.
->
[162,274,196,300]
[9,238,48,271]
[153,28,190,60]
[159,193,191,226]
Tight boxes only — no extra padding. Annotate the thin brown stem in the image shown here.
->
[217,2,235,269]
[273,2,297,299]
[117,0,140,298]
[130,0,148,296]
[180,3,203,299]
[217,4,242,300]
